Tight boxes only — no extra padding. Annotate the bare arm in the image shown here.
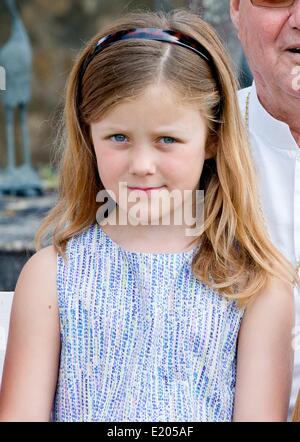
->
[233,277,295,422]
[0,245,60,421]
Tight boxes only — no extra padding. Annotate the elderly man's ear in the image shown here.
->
[230,0,241,31]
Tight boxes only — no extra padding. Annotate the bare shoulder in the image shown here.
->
[21,244,57,277]
[234,277,295,421]
[15,244,58,306]
[244,276,294,323]
[0,245,60,421]
[240,276,295,344]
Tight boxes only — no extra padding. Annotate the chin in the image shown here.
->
[130,211,171,227]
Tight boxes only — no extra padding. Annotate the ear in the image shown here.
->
[230,0,241,32]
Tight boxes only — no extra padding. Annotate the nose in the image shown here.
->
[288,0,300,29]
[128,146,157,177]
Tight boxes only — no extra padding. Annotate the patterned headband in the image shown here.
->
[77,27,221,115]
[79,27,215,83]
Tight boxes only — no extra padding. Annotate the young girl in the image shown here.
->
[0,8,299,422]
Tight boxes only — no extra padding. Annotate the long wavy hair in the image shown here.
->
[35,8,299,308]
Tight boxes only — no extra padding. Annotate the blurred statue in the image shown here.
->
[0,0,42,196]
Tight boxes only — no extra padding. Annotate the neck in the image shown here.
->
[99,204,199,254]
[255,81,300,147]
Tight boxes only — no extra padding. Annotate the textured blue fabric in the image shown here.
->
[52,222,244,422]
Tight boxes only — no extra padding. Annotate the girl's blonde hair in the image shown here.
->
[35,8,299,308]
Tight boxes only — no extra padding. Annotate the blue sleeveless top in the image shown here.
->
[51,222,244,422]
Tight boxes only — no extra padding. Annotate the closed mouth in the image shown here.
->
[128,186,164,190]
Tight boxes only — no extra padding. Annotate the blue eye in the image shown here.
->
[160,136,176,144]
[110,134,127,142]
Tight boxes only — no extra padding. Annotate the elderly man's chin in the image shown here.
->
[283,53,300,97]
[256,53,300,100]
[277,55,300,98]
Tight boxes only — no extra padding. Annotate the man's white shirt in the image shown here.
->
[238,82,300,419]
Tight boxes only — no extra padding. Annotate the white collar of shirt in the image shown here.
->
[249,82,299,151]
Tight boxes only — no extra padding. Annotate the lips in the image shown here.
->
[128,186,165,190]
[286,46,300,53]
